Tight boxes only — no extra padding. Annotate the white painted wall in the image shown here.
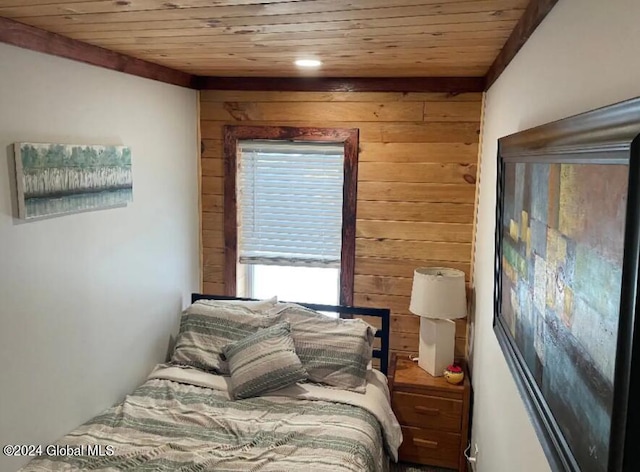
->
[0,44,199,471]
[471,0,640,470]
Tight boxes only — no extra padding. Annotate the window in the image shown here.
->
[248,265,339,305]
[238,140,344,305]
[223,126,358,306]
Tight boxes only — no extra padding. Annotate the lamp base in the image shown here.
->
[418,318,456,377]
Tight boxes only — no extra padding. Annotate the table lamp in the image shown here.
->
[409,267,467,376]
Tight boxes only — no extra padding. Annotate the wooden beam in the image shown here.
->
[0,16,196,89]
[197,76,486,93]
[485,0,559,88]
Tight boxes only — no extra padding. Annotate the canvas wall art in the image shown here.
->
[501,162,626,471]
[14,143,132,219]
[494,97,640,472]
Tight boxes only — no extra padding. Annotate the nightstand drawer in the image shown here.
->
[392,391,462,432]
[399,426,460,469]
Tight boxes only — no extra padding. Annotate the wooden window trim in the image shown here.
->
[223,125,359,306]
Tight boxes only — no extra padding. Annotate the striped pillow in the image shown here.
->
[269,304,376,393]
[196,296,277,311]
[223,322,308,400]
[171,301,281,374]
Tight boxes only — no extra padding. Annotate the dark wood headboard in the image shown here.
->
[191,293,391,375]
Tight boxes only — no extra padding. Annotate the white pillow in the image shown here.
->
[195,296,277,311]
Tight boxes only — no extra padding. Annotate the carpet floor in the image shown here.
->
[390,462,455,472]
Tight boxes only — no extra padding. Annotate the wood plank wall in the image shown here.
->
[199,90,482,361]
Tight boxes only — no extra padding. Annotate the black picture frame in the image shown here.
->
[493,97,640,472]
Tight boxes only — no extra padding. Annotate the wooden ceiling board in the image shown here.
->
[8,10,527,41]
[0,0,301,8]
[0,0,522,20]
[68,18,517,41]
[6,0,527,25]
[90,29,512,50]
[100,36,510,54]
[139,46,500,59]
[0,0,530,78]
[16,11,527,35]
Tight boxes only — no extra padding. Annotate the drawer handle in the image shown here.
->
[413,438,438,449]
[414,406,440,416]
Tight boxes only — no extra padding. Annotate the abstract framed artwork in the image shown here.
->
[494,98,640,471]
[14,142,132,220]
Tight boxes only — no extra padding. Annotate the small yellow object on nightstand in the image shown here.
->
[443,364,465,385]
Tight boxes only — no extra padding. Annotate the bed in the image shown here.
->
[20,294,401,472]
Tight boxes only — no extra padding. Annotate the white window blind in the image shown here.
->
[238,140,345,268]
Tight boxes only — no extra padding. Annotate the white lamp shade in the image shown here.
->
[409,267,467,319]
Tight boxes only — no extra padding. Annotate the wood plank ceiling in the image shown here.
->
[0,0,530,78]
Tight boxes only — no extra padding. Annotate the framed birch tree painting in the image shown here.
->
[14,143,133,220]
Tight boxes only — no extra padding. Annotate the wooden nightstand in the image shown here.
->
[388,353,471,471]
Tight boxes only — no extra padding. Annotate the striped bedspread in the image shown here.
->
[20,367,400,471]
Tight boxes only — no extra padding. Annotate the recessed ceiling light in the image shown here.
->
[295,59,322,68]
